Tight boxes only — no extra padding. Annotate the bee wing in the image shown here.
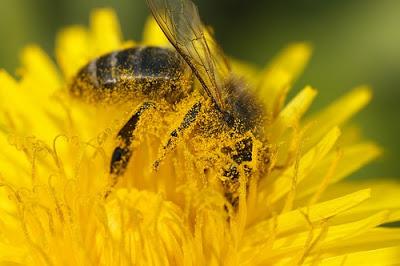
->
[146,0,231,111]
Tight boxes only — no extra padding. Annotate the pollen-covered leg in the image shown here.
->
[109,102,155,186]
[153,101,201,169]
[221,137,254,209]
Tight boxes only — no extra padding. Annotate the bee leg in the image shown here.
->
[109,102,155,187]
[153,102,201,169]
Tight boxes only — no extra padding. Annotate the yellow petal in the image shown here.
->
[0,70,61,143]
[262,127,341,205]
[0,70,36,131]
[0,134,32,186]
[56,26,91,79]
[18,45,66,126]
[0,243,27,265]
[142,16,170,46]
[244,211,390,265]
[318,180,400,224]
[273,211,389,260]
[0,70,20,113]
[318,228,400,260]
[269,86,317,141]
[19,45,60,95]
[257,43,312,119]
[296,142,382,200]
[90,8,123,56]
[230,58,260,84]
[304,86,372,151]
[244,189,371,246]
[316,246,400,266]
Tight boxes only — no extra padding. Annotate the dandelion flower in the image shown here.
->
[0,7,400,266]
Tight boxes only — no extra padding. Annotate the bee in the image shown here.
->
[71,0,267,208]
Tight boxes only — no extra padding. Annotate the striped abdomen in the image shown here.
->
[70,46,191,103]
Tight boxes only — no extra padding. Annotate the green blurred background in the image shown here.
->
[0,0,399,179]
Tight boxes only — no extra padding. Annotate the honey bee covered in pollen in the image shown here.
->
[70,0,267,208]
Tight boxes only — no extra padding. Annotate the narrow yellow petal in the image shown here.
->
[0,70,19,110]
[304,86,372,150]
[270,86,317,141]
[0,70,35,132]
[0,134,32,186]
[19,45,60,95]
[18,46,66,129]
[257,43,312,119]
[90,8,123,56]
[244,189,371,246]
[273,211,389,258]
[0,243,27,265]
[296,142,382,200]
[319,228,400,259]
[337,125,363,146]
[263,127,341,204]
[245,211,390,265]
[317,180,400,224]
[142,16,170,47]
[0,70,60,143]
[316,246,400,266]
[56,26,91,79]
[268,43,313,81]
[355,181,400,223]
[230,58,260,83]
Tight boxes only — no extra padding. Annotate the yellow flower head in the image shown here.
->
[0,5,400,266]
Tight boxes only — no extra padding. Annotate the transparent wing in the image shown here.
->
[146,0,231,111]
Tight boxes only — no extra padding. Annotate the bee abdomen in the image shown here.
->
[70,46,190,103]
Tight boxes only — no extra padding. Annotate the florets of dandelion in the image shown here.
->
[0,8,399,266]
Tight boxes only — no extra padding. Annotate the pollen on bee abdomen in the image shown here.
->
[70,46,192,105]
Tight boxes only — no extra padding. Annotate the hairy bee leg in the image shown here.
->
[153,101,201,169]
[109,102,155,184]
